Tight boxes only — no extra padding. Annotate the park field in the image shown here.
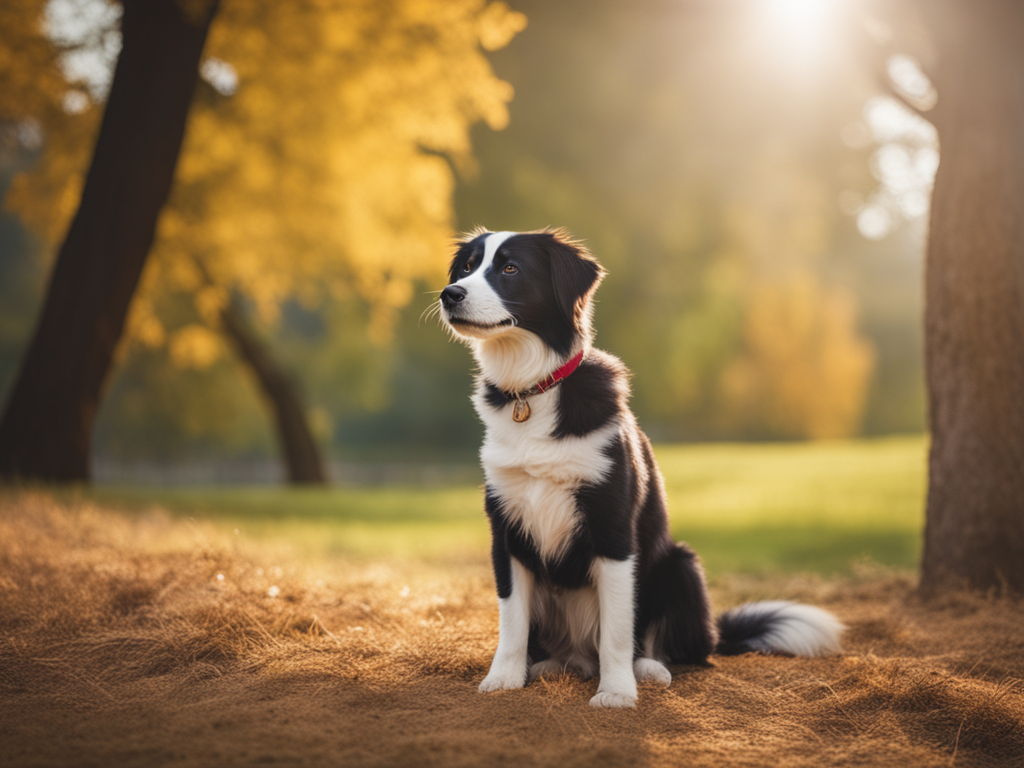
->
[74,435,928,577]
[5,435,1022,768]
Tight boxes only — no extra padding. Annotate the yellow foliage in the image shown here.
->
[169,324,224,370]
[705,154,876,439]
[719,272,876,439]
[136,315,167,349]
[194,285,228,325]
[4,0,524,359]
[0,1,68,121]
[478,2,528,52]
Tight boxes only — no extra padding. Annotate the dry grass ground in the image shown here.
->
[1,490,1022,768]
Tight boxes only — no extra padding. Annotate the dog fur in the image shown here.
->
[439,229,843,709]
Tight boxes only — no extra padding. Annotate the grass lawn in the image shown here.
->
[68,435,927,579]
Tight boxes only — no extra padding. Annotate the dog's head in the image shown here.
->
[439,229,605,358]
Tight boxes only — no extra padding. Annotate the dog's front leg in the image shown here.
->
[590,556,638,708]
[479,558,533,692]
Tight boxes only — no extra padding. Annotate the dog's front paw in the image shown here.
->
[589,691,637,709]
[479,665,526,693]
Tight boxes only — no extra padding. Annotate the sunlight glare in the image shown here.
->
[43,0,121,101]
[852,96,939,241]
[761,0,833,32]
[887,54,937,111]
[201,58,239,97]
[748,0,846,64]
[857,205,891,240]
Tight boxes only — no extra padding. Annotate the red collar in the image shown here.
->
[525,350,585,396]
[504,351,584,423]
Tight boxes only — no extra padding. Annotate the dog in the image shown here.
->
[438,228,843,708]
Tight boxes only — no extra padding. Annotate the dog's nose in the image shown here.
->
[440,285,467,308]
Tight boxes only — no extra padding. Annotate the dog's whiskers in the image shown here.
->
[419,300,444,326]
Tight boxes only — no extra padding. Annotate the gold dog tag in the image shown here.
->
[512,398,531,423]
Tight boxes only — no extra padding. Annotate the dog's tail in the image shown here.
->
[715,601,844,657]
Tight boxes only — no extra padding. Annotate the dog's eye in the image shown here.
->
[502,264,518,275]
[462,263,472,272]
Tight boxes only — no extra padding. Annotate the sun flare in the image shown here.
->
[750,0,846,55]
[742,0,847,69]
[758,0,836,31]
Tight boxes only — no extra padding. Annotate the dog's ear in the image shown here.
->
[546,230,605,330]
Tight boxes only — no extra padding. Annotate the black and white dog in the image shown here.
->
[439,229,843,709]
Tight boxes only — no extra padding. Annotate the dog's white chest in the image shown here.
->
[474,386,617,561]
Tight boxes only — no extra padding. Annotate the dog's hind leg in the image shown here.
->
[641,543,717,666]
[632,625,672,686]
[589,556,639,708]
[633,657,672,686]
[528,659,566,681]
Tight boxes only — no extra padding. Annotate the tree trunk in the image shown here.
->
[220,302,327,485]
[0,0,218,482]
[920,0,1024,594]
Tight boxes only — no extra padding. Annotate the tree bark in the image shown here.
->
[0,0,218,482]
[920,0,1024,594]
[219,302,327,485]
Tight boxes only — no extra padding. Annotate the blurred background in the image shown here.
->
[0,0,935,484]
